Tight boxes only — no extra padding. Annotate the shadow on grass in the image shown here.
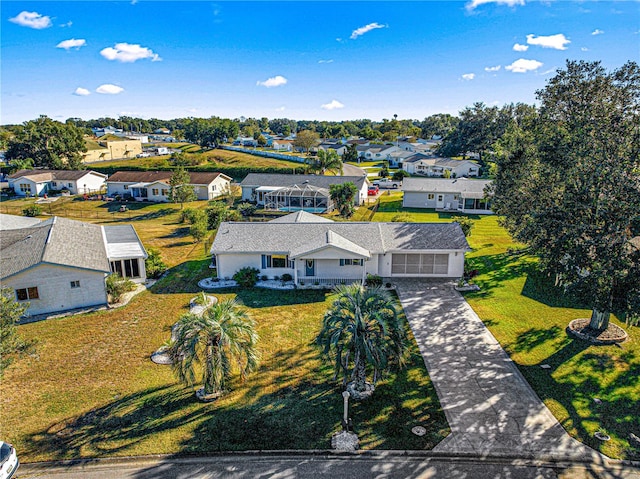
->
[151,259,213,294]
[234,288,329,308]
[521,269,589,309]
[463,252,534,299]
[512,326,562,353]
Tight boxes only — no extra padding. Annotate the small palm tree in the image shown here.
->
[169,299,259,399]
[316,284,406,399]
[308,149,343,175]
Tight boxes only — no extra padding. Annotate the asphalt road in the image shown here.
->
[16,454,640,479]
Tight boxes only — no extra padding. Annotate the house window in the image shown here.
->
[427,194,435,200]
[211,185,216,191]
[19,184,32,194]
[110,259,140,278]
[261,254,292,269]
[123,185,129,190]
[16,286,39,301]
[162,189,169,196]
[68,183,73,188]
[152,188,159,196]
[52,181,57,187]
[339,259,363,266]
[70,280,80,288]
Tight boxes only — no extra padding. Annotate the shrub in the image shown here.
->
[451,215,474,237]
[190,219,208,242]
[192,291,209,306]
[23,205,41,217]
[233,267,260,288]
[106,273,136,303]
[365,274,383,287]
[237,202,257,217]
[145,248,168,279]
[392,170,409,181]
[180,207,201,224]
[391,213,412,222]
[281,273,293,282]
[260,275,268,281]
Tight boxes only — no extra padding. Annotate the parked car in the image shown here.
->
[0,442,19,479]
[136,152,151,158]
[373,177,401,189]
[367,185,379,196]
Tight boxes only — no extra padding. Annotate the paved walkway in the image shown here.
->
[395,279,599,460]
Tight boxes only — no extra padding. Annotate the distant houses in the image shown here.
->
[7,169,107,196]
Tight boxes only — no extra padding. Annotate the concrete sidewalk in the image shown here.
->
[395,279,600,461]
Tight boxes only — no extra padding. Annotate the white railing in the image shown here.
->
[296,276,363,287]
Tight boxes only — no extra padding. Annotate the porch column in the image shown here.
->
[294,259,298,285]
[361,261,366,285]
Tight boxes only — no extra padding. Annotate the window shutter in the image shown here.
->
[261,255,267,269]
[340,259,345,266]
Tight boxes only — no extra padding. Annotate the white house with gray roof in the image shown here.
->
[402,178,493,214]
[240,173,370,213]
[211,213,469,286]
[0,216,147,316]
[8,169,107,197]
[402,154,480,178]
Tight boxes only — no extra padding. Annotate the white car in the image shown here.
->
[0,442,18,479]
[373,177,401,189]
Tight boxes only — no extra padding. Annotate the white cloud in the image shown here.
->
[275,106,286,112]
[506,58,543,73]
[462,73,475,80]
[256,75,288,88]
[73,87,90,96]
[9,11,52,29]
[485,65,501,72]
[526,33,570,50]
[96,84,124,95]
[513,43,529,52]
[318,59,334,64]
[321,100,345,110]
[592,29,604,36]
[350,22,386,40]
[60,21,73,28]
[100,43,162,63]
[581,47,589,52]
[466,0,525,11]
[57,39,87,50]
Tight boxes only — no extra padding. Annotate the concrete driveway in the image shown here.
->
[395,279,600,461]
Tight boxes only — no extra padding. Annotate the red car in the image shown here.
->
[367,185,379,196]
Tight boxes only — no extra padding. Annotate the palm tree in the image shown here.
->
[316,284,406,399]
[307,149,343,175]
[169,299,259,400]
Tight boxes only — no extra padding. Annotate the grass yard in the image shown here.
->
[370,200,640,460]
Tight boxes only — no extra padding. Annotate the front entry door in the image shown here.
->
[305,259,315,277]
[436,194,444,208]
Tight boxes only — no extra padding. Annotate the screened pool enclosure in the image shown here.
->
[264,184,334,213]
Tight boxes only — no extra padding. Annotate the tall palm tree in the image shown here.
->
[169,299,259,399]
[308,149,343,175]
[316,284,406,398]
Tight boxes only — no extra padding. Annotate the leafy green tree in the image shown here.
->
[392,170,409,182]
[316,284,406,398]
[169,299,259,398]
[5,115,87,169]
[293,130,320,154]
[257,134,267,147]
[237,202,257,217]
[8,157,34,173]
[0,287,34,377]
[184,117,239,148]
[492,60,640,331]
[329,182,359,218]
[307,149,343,175]
[451,216,474,237]
[343,143,358,164]
[420,113,459,139]
[206,201,230,229]
[190,218,208,243]
[145,248,168,279]
[169,167,197,209]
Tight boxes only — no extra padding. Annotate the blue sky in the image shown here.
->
[2,1,639,124]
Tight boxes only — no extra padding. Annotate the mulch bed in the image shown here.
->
[567,318,629,344]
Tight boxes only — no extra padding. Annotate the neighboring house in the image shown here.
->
[8,169,107,197]
[357,145,399,161]
[211,213,469,286]
[272,139,294,152]
[83,138,143,163]
[0,216,147,316]
[107,171,231,202]
[92,126,123,137]
[402,178,493,214]
[317,143,347,156]
[402,154,480,178]
[387,150,415,168]
[239,173,370,212]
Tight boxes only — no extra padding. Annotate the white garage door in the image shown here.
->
[391,253,449,275]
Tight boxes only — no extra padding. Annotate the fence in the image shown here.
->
[221,146,308,164]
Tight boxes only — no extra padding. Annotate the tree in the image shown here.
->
[329,182,359,218]
[0,287,33,377]
[190,219,208,243]
[184,117,239,148]
[392,170,409,182]
[145,248,168,279]
[5,115,87,169]
[343,143,358,164]
[293,130,320,154]
[492,60,640,331]
[316,284,406,399]
[169,167,196,209]
[169,299,259,398]
[420,113,459,139]
[307,149,343,175]
[451,216,474,237]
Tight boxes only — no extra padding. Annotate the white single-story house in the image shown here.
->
[402,178,493,214]
[211,212,469,286]
[356,145,399,161]
[0,216,147,316]
[239,173,370,213]
[8,169,107,197]
[317,143,347,156]
[107,171,232,202]
[272,139,294,152]
[402,154,480,178]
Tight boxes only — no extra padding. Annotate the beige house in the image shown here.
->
[0,216,147,317]
[83,138,143,163]
[107,170,232,202]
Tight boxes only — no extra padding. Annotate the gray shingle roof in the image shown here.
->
[268,211,334,223]
[240,173,367,190]
[211,220,469,256]
[0,217,110,279]
[0,214,43,230]
[402,178,492,197]
[8,169,106,181]
[108,170,229,185]
[289,230,371,258]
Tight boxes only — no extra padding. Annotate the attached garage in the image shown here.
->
[391,253,450,276]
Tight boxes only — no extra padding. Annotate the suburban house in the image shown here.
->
[239,173,370,213]
[402,154,480,178]
[83,137,143,163]
[107,171,232,202]
[211,212,469,286]
[402,178,493,214]
[8,169,107,197]
[0,216,147,316]
[357,145,399,161]
[272,139,294,152]
[317,143,347,156]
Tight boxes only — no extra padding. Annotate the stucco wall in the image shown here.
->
[5,264,108,316]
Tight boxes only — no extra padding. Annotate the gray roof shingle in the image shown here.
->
[240,173,367,190]
[402,178,492,197]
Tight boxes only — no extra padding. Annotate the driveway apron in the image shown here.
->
[395,279,599,460]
